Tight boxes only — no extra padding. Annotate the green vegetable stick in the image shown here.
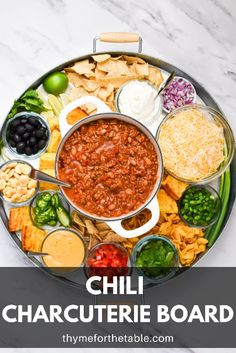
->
[207,168,231,247]
[205,173,225,239]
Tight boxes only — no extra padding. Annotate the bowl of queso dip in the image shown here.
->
[41,228,86,272]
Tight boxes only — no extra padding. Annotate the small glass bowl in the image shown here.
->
[29,190,70,230]
[85,242,131,278]
[132,235,179,283]
[0,160,38,206]
[41,227,87,274]
[178,185,221,229]
[157,104,235,184]
[3,111,51,160]
[115,80,163,124]
[161,76,197,113]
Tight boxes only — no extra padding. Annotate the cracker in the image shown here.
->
[39,169,58,191]
[39,153,56,170]
[47,129,62,153]
[9,206,32,232]
[162,175,188,200]
[21,224,46,252]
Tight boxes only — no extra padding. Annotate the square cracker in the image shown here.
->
[39,169,58,191]
[39,153,56,170]
[9,206,32,232]
[47,129,62,153]
[162,175,188,200]
[21,224,46,252]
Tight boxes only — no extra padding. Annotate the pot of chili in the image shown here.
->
[56,96,164,238]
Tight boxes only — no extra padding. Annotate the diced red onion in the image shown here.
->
[162,77,196,113]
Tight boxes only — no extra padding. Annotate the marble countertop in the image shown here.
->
[0,0,235,351]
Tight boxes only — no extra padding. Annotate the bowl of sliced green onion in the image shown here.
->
[179,185,221,228]
[132,235,179,283]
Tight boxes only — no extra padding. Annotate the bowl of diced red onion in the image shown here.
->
[161,76,196,113]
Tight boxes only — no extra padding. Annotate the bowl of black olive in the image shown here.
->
[3,112,50,159]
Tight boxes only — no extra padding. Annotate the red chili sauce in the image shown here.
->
[58,118,158,218]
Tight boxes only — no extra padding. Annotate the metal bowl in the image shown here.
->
[55,112,164,222]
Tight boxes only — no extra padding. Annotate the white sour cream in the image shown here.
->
[117,80,162,123]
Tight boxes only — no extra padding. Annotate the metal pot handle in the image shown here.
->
[93,32,143,53]
[106,197,160,238]
[59,96,112,137]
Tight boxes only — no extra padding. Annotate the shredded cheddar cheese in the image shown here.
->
[159,109,225,181]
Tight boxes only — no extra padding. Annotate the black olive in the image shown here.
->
[35,128,45,138]
[22,132,30,140]
[16,125,26,135]
[28,117,39,126]
[21,118,27,124]
[33,145,39,154]
[16,141,26,153]
[25,123,34,132]
[29,136,37,146]
[13,134,22,143]
[10,119,21,129]
[38,139,47,150]
[24,146,33,156]
[9,140,16,148]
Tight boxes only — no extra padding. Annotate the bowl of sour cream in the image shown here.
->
[115,80,163,125]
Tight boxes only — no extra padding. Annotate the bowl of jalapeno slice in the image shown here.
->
[132,235,179,283]
[179,185,221,228]
[30,190,71,230]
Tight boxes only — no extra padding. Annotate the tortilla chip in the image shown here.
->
[47,129,61,153]
[95,75,139,89]
[66,60,95,77]
[92,54,111,62]
[147,66,163,87]
[133,63,149,76]
[39,153,55,170]
[97,59,130,76]
[162,175,188,200]
[95,68,107,79]
[122,55,146,64]
[95,222,110,231]
[95,83,114,101]
[9,206,32,232]
[89,236,100,249]
[84,220,98,235]
[157,189,178,214]
[69,87,89,101]
[67,73,84,88]
[103,232,124,243]
[107,91,115,103]
[21,224,46,252]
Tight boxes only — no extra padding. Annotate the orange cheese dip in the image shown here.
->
[42,230,85,268]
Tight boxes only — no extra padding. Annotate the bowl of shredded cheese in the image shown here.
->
[157,105,235,183]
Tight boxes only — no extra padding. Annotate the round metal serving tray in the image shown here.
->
[0,37,235,289]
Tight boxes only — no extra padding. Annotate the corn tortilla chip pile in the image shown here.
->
[65,54,164,113]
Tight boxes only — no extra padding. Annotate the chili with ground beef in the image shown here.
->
[58,118,158,218]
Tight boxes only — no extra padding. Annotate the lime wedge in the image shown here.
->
[47,94,63,116]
